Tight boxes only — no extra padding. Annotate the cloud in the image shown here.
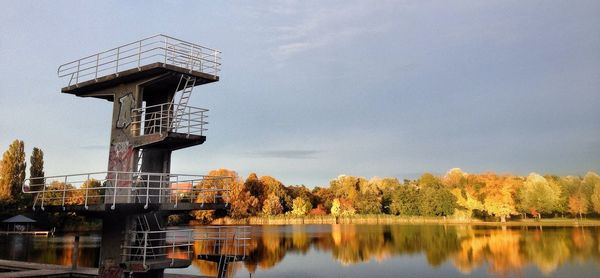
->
[246,149,322,159]
[265,1,397,61]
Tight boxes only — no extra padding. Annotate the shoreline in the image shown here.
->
[208,215,600,227]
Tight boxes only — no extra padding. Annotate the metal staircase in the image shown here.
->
[172,75,197,130]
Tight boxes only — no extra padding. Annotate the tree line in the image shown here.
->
[2,139,600,222]
[209,168,600,222]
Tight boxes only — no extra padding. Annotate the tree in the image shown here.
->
[331,198,342,217]
[260,176,291,211]
[519,173,560,218]
[591,182,600,214]
[418,173,456,216]
[244,173,264,206]
[568,194,588,220]
[312,186,335,212]
[291,197,312,217]
[419,186,456,216]
[262,193,283,216]
[389,185,420,216]
[483,179,517,222]
[0,140,27,206]
[28,147,44,192]
[228,180,259,218]
[582,172,600,208]
[356,191,382,214]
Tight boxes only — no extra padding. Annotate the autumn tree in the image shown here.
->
[191,168,240,222]
[519,173,560,218]
[228,175,259,218]
[557,176,581,215]
[312,186,335,212]
[356,191,382,214]
[418,173,456,216]
[0,140,27,206]
[568,194,588,220]
[482,176,518,222]
[581,172,600,206]
[591,181,600,214]
[330,198,342,217]
[28,147,44,192]
[260,175,292,211]
[389,185,420,216]
[262,193,284,216]
[244,173,264,206]
[291,197,312,216]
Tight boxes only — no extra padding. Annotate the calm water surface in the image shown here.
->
[1,224,600,277]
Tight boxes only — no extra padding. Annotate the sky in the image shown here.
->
[0,0,599,187]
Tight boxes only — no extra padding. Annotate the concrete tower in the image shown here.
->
[23,35,247,278]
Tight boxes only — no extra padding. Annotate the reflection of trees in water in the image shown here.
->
[189,225,600,277]
[0,235,100,268]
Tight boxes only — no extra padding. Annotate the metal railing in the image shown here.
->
[57,34,221,87]
[131,102,208,137]
[122,226,251,271]
[23,171,232,211]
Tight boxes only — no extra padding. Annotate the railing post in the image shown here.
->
[95,53,100,81]
[145,175,150,209]
[142,232,148,269]
[62,176,67,210]
[187,108,191,136]
[112,173,118,210]
[84,174,90,209]
[174,175,179,208]
[115,48,120,74]
[214,51,218,74]
[40,180,47,211]
[137,40,142,70]
[75,60,80,85]
[164,37,168,64]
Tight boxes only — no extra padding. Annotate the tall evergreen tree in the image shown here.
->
[29,147,45,190]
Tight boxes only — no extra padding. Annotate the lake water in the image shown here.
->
[1,224,600,277]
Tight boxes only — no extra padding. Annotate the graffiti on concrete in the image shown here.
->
[107,141,134,187]
[116,93,134,129]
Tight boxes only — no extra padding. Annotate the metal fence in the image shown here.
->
[57,34,222,87]
[131,103,208,137]
[23,171,232,211]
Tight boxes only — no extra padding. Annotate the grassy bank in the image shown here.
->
[209,215,600,226]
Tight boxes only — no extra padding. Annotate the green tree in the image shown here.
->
[418,173,456,216]
[244,173,264,206]
[330,198,342,217]
[519,173,560,218]
[389,185,420,216]
[291,197,312,216]
[28,147,45,192]
[262,193,284,216]
[260,175,292,211]
[0,140,27,206]
[581,172,600,206]
[356,191,382,214]
[591,182,600,214]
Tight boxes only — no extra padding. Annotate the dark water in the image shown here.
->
[2,224,600,277]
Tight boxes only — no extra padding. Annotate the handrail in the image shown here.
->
[22,171,232,211]
[57,34,222,87]
[122,226,251,270]
[131,102,209,137]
